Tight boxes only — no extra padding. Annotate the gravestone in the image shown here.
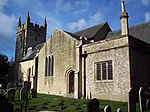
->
[117,108,123,112]
[139,87,146,111]
[18,83,23,91]
[104,105,111,112]
[13,83,17,89]
[7,83,13,89]
[31,88,37,98]
[20,87,28,100]
[87,98,99,112]
[146,99,150,110]
[128,88,136,112]
[0,93,14,112]
[6,88,15,101]
[24,81,31,91]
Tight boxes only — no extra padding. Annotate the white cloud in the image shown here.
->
[68,18,87,31]
[74,0,90,7]
[56,0,72,12]
[142,0,150,6]
[89,11,103,23]
[0,12,17,38]
[74,9,87,14]
[0,0,17,56]
[67,10,103,31]
[145,12,150,21]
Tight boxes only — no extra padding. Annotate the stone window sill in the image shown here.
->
[95,80,113,83]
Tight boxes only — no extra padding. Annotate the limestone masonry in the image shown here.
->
[15,1,150,102]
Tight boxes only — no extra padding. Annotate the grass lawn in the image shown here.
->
[12,90,150,112]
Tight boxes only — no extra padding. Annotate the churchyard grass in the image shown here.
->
[13,91,122,112]
[12,90,145,112]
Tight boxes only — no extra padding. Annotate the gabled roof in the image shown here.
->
[74,22,107,39]
[64,31,80,40]
[19,43,44,62]
[106,21,150,44]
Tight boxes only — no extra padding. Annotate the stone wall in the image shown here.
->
[19,60,35,88]
[129,37,150,98]
[82,36,131,102]
[37,29,79,97]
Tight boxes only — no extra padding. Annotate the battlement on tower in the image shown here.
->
[15,12,47,61]
[17,22,46,34]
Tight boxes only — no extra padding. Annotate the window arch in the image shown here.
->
[45,55,54,77]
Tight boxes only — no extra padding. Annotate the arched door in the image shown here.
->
[69,71,74,94]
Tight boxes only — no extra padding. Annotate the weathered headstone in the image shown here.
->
[139,87,146,112]
[128,88,136,112]
[104,105,111,112]
[18,83,23,91]
[7,83,13,89]
[146,99,150,110]
[31,88,37,98]
[87,98,99,112]
[20,87,28,100]
[13,83,17,89]
[117,108,123,112]
[24,81,31,91]
[6,88,15,101]
[0,93,14,112]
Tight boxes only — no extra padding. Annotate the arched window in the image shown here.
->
[51,55,54,76]
[45,57,48,76]
[48,56,51,76]
[45,55,54,77]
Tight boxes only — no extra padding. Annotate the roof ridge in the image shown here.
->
[108,21,150,33]
[74,21,107,33]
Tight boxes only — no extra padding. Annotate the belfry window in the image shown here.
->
[95,61,113,81]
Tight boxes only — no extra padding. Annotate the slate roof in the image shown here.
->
[64,31,80,40]
[106,21,150,44]
[74,22,107,39]
[20,43,44,62]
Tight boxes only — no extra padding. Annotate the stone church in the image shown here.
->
[16,1,150,102]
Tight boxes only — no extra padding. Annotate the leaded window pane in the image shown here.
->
[102,63,106,80]
[97,63,101,80]
[108,61,113,80]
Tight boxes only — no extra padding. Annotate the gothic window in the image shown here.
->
[51,55,54,76]
[48,56,51,76]
[95,61,113,81]
[45,57,48,76]
[45,55,54,77]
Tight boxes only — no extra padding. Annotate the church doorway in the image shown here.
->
[69,71,74,94]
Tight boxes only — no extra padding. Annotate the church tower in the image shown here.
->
[15,11,47,61]
[120,0,129,36]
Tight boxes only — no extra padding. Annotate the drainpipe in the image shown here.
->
[81,51,87,99]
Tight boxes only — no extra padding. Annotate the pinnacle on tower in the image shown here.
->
[43,16,47,28]
[120,0,129,36]
[26,10,30,23]
[18,16,21,27]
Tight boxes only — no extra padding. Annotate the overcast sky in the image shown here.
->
[0,0,150,60]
